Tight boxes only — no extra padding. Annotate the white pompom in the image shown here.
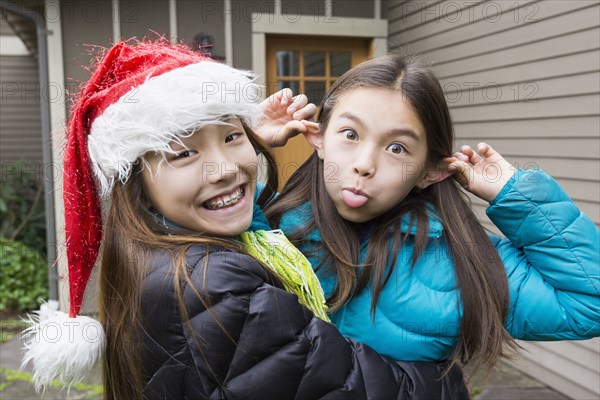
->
[21,300,106,391]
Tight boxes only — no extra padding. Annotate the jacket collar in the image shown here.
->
[281,201,444,243]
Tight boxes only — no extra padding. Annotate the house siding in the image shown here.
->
[388,1,600,398]
[0,19,42,164]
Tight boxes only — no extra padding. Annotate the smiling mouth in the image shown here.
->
[203,185,245,210]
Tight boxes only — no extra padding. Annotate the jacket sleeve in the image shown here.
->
[486,168,600,340]
[183,251,469,400]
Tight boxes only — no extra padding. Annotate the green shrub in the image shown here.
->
[0,238,48,312]
[0,160,47,253]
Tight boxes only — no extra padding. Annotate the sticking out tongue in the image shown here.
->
[342,189,369,208]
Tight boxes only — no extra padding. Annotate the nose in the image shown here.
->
[352,147,376,177]
[204,154,239,184]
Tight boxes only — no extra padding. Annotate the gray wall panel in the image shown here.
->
[231,0,275,69]
[332,0,374,18]
[177,0,225,59]
[1,18,14,35]
[388,0,600,397]
[119,0,170,40]
[281,0,323,16]
[60,0,113,97]
[0,54,42,163]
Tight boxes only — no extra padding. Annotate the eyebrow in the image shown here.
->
[338,111,420,142]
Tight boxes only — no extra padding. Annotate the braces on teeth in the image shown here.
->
[206,187,244,210]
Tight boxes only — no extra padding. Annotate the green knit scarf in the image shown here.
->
[239,229,330,322]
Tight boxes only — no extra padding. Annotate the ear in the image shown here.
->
[302,121,324,159]
[417,163,453,189]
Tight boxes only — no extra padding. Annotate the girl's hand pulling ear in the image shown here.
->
[446,142,516,202]
[301,120,320,137]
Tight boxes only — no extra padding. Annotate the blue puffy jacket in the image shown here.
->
[275,169,600,361]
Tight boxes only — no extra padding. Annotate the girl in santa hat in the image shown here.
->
[22,40,469,399]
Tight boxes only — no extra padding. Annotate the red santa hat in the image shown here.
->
[22,39,261,390]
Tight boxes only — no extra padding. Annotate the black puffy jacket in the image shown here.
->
[140,245,469,399]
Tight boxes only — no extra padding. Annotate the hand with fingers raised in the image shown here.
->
[255,88,318,147]
[446,142,517,202]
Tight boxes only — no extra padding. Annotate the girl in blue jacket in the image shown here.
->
[264,55,600,373]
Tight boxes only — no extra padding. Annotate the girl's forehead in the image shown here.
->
[331,88,423,130]
[335,87,405,104]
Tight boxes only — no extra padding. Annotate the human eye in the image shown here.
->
[341,129,358,141]
[172,149,196,160]
[386,143,407,155]
[225,132,242,143]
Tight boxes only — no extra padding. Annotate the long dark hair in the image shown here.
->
[99,122,278,400]
[265,55,517,372]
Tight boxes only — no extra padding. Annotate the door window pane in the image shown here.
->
[278,80,300,94]
[330,51,352,76]
[305,81,326,105]
[277,51,299,76]
[304,51,326,76]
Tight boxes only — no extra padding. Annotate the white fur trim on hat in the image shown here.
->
[87,61,262,197]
